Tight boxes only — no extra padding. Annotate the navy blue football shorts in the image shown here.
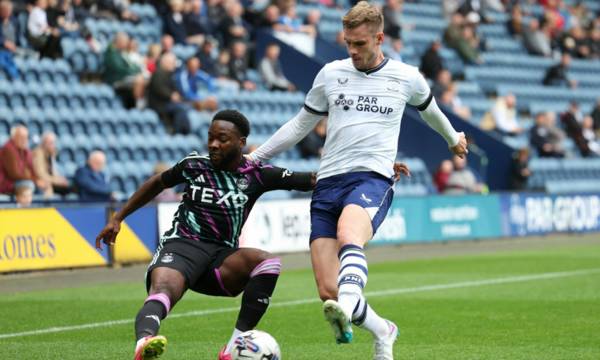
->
[309,171,394,242]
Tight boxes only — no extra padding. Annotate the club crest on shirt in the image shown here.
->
[236,176,249,190]
[386,79,401,92]
[337,77,349,85]
[161,253,174,263]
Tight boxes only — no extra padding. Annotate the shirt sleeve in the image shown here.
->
[259,165,314,192]
[408,69,433,110]
[303,66,329,115]
[160,160,186,188]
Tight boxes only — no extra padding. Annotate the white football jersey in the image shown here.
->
[304,58,432,180]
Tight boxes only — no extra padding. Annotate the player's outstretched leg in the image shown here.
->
[134,267,186,360]
[133,294,169,360]
[213,251,281,359]
[352,295,398,360]
[327,243,370,344]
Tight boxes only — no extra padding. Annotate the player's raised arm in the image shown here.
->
[250,67,329,162]
[410,71,468,158]
[95,170,174,249]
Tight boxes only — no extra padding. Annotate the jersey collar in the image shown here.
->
[357,57,389,75]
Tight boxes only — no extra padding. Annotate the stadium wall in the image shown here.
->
[2,193,600,273]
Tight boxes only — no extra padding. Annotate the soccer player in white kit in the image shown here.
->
[249,2,468,359]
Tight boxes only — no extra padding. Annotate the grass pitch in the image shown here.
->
[1,236,599,360]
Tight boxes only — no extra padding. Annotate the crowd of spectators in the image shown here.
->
[508,0,600,61]
[1,0,314,136]
[2,0,600,206]
[434,155,486,195]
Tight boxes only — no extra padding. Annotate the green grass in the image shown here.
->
[1,240,600,359]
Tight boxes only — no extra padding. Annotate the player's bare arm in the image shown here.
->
[95,173,167,249]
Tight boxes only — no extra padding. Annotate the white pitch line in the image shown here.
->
[1,268,599,340]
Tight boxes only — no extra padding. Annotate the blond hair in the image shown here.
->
[342,1,384,32]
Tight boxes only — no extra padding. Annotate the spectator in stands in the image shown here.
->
[47,0,80,36]
[385,37,403,61]
[571,1,594,28]
[96,0,137,22]
[540,4,565,39]
[561,101,591,157]
[277,3,316,37]
[561,25,592,59]
[382,0,403,40]
[32,132,71,197]
[126,39,147,77]
[509,147,531,191]
[164,0,194,45]
[444,155,484,194]
[297,118,326,159]
[228,40,256,91]
[543,53,577,88]
[457,0,490,24]
[530,112,565,158]
[204,0,225,31]
[27,0,62,59]
[444,12,482,64]
[219,0,249,48]
[102,32,146,109]
[176,56,219,111]
[506,4,524,37]
[215,48,232,78]
[163,0,204,45]
[439,83,471,120]
[145,43,162,74]
[489,93,523,136]
[74,150,113,202]
[259,43,295,92]
[304,8,321,37]
[0,0,20,79]
[420,40,445,81]
[0,125,45,195]
[208,48,239,90]
[257,4,281,29]
[71,0,91,24]
[161,34,175,54]
[591,98,600,135]
[581,115,600,156]
[432,69,452,100]
[433,159,453,193]
[14,183,33,207]
[184,0,209,45]
[196,37,218,76]
[148,52,192,134]
[523,18,552,57]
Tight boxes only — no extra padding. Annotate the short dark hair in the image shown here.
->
[212,109,250,137]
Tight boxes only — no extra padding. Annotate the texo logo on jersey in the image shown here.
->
[190,185,249,208]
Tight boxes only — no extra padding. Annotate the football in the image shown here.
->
[231,330,281,360]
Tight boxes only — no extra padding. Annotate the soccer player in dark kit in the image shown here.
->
[95,109,316,360]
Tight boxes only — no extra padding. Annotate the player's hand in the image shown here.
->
[450,132,468,158]
[393,162,411,181]
[95,218,121,250]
